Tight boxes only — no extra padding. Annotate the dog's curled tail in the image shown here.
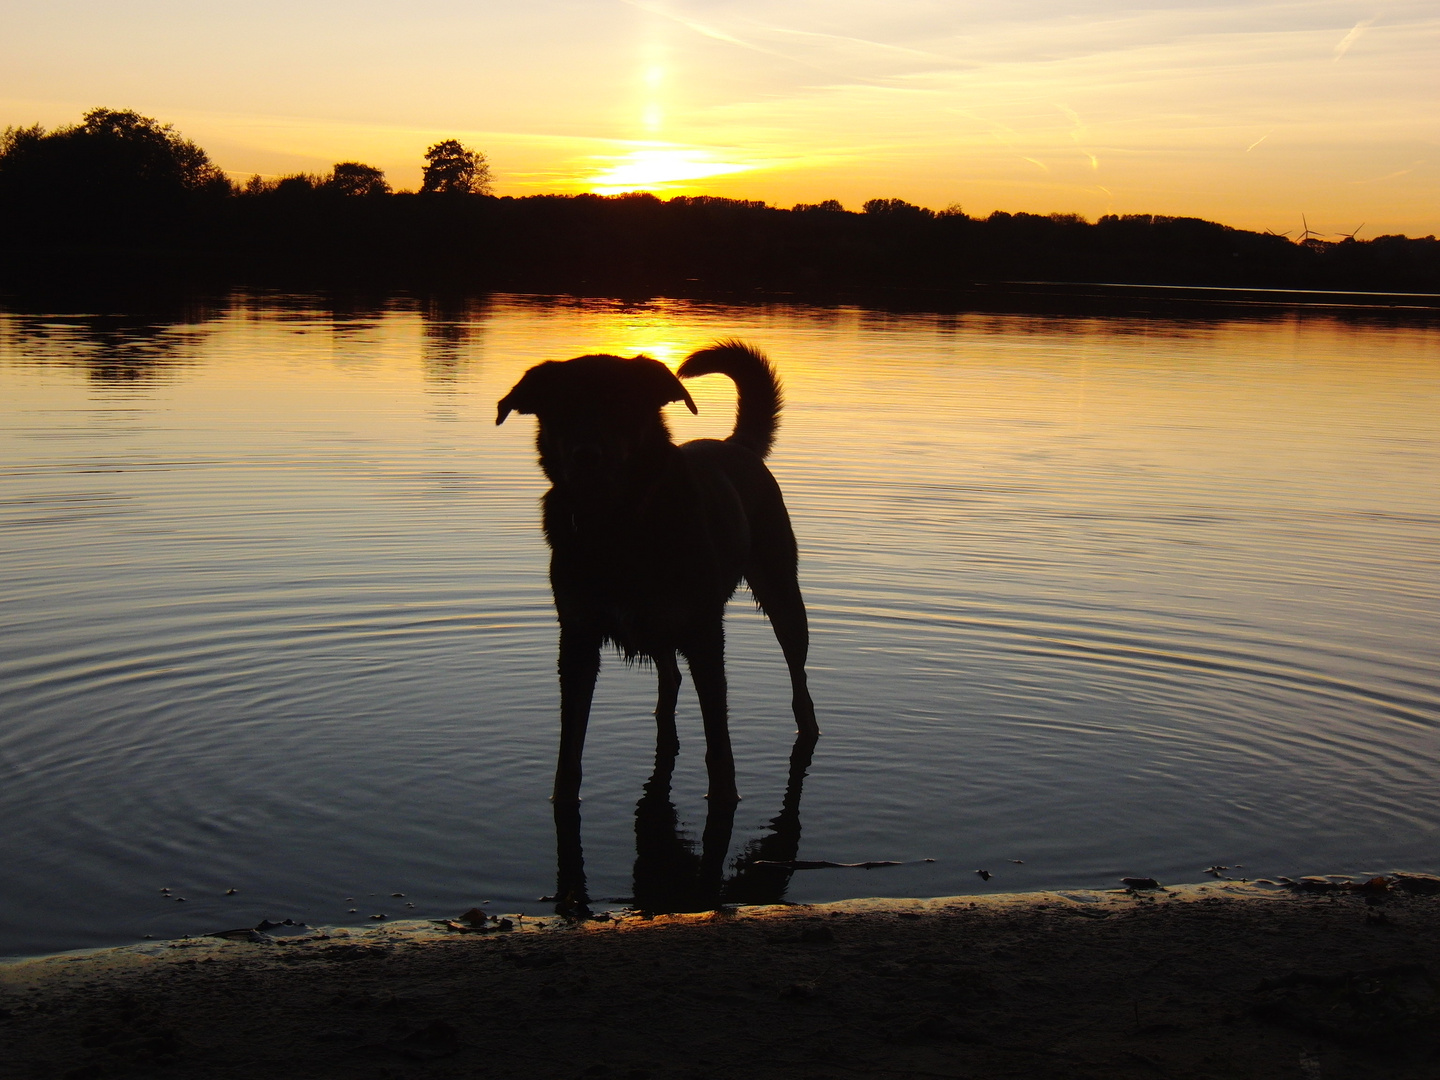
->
[677,339,783,459]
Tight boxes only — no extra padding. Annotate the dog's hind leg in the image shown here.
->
[654,651,682,754]
[555,623,602,804]
[680,623,740,804]
[746,566,819,737]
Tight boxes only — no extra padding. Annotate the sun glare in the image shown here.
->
[587,147,751,195]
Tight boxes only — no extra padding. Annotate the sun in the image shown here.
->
[587,147,751,195]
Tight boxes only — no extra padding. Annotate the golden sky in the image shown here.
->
[3,1,1436,235]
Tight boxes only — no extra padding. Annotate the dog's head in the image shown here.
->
[497,354,697,489]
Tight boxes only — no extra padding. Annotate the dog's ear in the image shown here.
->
[496,362,556,425]
[635,356,698,415]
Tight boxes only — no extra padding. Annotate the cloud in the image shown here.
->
[1333,17,1379,60]
[1349,165,1417,184]
[753,21,957,66]
[617,0,830,74]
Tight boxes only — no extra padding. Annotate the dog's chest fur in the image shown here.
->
[541,448,749,656]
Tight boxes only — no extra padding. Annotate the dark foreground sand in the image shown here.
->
[3,880,1438,1080]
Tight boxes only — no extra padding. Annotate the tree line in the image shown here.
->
[3,107,1437,296]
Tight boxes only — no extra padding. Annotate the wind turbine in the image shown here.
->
[1296,214,1320,242]
[1338,222,1365,240]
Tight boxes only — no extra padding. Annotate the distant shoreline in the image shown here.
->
[7,112,1438,303]
[5,270,1440,324]
[990,279,1440,308]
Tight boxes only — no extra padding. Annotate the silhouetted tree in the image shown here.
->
[0,124,45,162]
[668,194,766,210]
[792,198,846,212]
[0,108,229,194]
[863,197,935,219]
[0,107,231,245]
[420,140,491,195]
[273,174,322,195]
[327,162,389,196]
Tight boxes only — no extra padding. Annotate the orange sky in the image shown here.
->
[3,1,1436,236]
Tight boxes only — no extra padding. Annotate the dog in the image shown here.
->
[497,339,818,804]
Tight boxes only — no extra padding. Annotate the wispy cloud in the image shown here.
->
[753,21,957,66]
[1349,164,1418,184]
[617,0,835,76]
[1334,17,1379,60]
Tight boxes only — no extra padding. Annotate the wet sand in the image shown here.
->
[3,881,1437,1080]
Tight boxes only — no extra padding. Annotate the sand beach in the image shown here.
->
[3,878,1438,1079]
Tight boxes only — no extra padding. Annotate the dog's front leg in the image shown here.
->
[681,624,739,804]
[555,623,602,804]
[552,797,590,918]
[654,652,682,754]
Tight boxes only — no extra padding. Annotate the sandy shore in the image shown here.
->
[3,879,1438,1080]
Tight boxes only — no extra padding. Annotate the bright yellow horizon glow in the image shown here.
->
[587,147,754,195]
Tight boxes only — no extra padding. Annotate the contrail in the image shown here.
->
[619,0,797,63]
[1334,17,1378,60]
[617,0,909,85]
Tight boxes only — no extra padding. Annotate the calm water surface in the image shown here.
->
[2,293,1437,957]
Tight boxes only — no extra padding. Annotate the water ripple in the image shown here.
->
[2,295,1438,956]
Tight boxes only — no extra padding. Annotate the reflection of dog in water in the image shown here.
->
[552,731,817,919]
[497,340,818,804]
[633,732,816,914]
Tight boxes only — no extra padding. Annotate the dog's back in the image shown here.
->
[674,341,815,744]
[673,341,798,579]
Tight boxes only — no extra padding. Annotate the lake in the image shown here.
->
[2,291,1437,958]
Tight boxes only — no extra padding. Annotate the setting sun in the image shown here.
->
[587,146,753,195]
